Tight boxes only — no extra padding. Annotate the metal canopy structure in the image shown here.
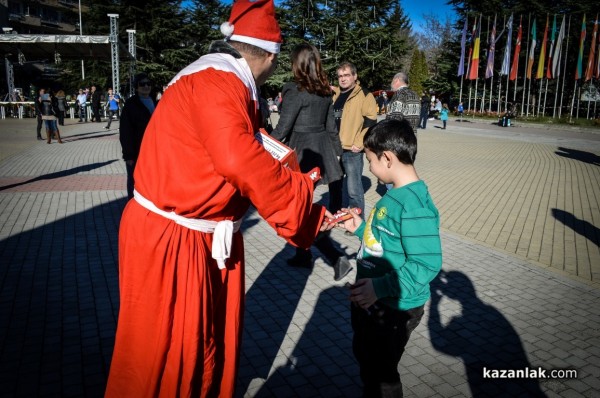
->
[0,34,115,60]
[1,14,134,100]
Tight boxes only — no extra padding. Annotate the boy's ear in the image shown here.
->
[383,151,394,167]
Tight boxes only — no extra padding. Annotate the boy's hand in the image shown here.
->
[336,207,362,234]
[348,279,377,309]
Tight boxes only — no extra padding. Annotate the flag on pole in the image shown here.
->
[501,14,513,75]
[458,18,468,76]
[469,15,481,80]
[584,16,598,81]
[466,17,477,79]
[486,15,497,78]
[510,16,522,81]
[596,35,600,78]
[536,15,549,79]
[546,15,557,79]
[526,19,537,79]
[575,14,586,80]
[551,15,565,78]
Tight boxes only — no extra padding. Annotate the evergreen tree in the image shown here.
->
[408,49,428,96]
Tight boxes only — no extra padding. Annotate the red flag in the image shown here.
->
[536,16,549,79]
[585,16,598,81]
[510,16,522,81]
[469,19,481,80]
[469,16,481,80]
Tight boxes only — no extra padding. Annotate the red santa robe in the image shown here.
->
[105,49,325,397]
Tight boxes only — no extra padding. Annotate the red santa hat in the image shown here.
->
[220,0,282,54]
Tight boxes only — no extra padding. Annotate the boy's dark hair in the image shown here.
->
[363,118,417,165]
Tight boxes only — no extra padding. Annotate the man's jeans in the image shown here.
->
[341,150,365,215]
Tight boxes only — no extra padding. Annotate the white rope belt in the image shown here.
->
[133,189,242,269]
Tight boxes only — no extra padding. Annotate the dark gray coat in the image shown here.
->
[271,82,343,185]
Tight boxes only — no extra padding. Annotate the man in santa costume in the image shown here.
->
[105,1,332,396]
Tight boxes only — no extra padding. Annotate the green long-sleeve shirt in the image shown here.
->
[354,180,442,311]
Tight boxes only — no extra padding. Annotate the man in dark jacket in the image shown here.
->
[90,85,102,122]
[35,88,45,140]
[119,73,156,199]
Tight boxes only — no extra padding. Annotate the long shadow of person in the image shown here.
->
[235,209,315,396]
[552,208,599,247]
[555,147,600,166]
[0,160,118,191]
[250,285,360,397]
[428,271,547,397]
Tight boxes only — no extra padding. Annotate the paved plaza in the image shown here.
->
[0,116,599,397]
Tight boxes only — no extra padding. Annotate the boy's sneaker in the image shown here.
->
[334,256,352,281]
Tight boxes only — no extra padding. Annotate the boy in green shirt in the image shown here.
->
[339,118,442,397]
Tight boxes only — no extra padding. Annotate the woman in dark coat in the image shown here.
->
[271,43,350,279]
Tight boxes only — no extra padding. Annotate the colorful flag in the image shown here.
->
[486,15,497,78]
[466,17,477,79]
[501,14,514,76]
[526,19,537,79]
[551,15,566,78]
[469,15,481,80]
[536,16,549,79]
[510,16,522,81]
[458,18,468,76]
[596,36,600,78]
[584,16,598,81]
[546,15,557,79]
[575,14,586,80]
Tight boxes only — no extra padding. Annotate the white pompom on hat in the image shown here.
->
[221,0,282,54]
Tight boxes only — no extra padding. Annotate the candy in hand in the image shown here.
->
[327,208,361,223]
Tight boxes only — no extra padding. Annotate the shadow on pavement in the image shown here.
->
[552,208,599,247]
[428,270,546,397]
[250,285,358,397]
[0,197,126,397]
[0,160,117,191]
[555,147,600,166]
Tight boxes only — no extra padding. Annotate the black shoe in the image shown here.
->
[104,126,109,129]
[287,252,313,268]
[334,257,352,281]
[37,136,43,140]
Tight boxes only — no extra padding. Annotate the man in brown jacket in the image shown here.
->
[331,61,378,216]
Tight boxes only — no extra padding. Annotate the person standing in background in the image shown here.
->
[118,75,154,199]
[440,103,449,129]
[419,91,430,129]
[35,88,45,140]
[76,89,87,122]
[270,43,351,280]
[331,61,378,217]
[55,90,67,126]
[104,88,121,130]
[90,85,102,123]
[386,72,420,132]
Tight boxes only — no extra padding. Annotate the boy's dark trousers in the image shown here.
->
[351,303,425,398]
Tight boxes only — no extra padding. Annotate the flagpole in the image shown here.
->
[543,78,549,116]
[588,80,592,119]
[559,15,572,118]
[569,80,577,123]
[522,14,531,117]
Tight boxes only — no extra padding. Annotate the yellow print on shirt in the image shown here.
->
[363,208,383,257]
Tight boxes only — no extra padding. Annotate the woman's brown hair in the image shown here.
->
[291,43,332,96]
